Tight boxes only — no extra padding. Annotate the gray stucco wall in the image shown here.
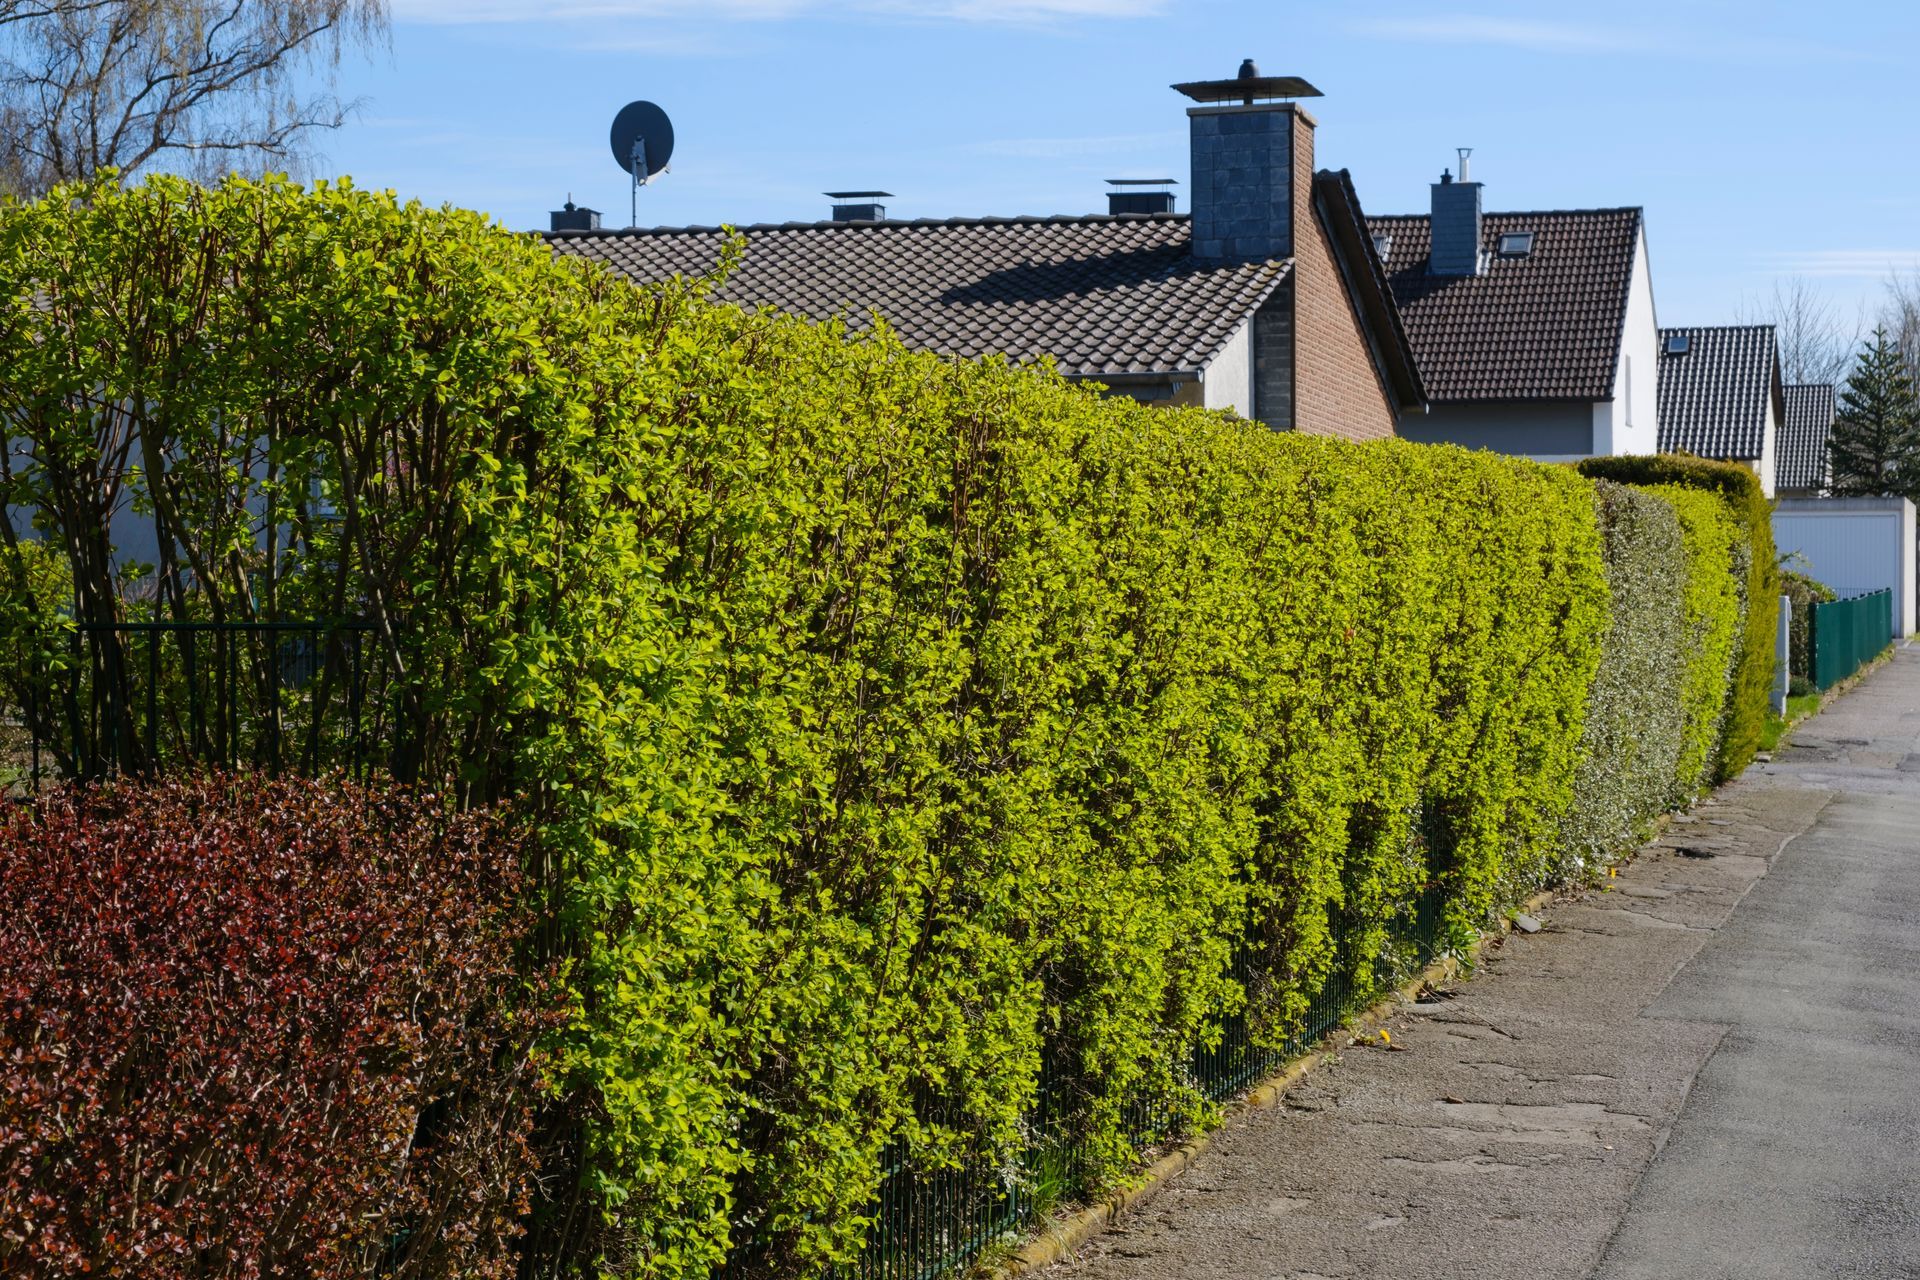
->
[1396,400,1594,456]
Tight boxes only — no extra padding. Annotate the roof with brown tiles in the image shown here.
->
[1777,382,1836,490]
[547,213,1289,378]
[1657,325,1782,462]
[1363,208,1643,402]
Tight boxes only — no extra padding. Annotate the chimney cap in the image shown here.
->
[1172,70,1322,104]
[1105,177,1177,186]
[825,190,894,199]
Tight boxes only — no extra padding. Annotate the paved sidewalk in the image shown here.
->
[1054,646,1920,1280]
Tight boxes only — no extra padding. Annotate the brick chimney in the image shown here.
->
[1174,60,1324,263]
[1428,150,1483,276]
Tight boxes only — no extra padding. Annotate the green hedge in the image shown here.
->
[1557,482,1691,875]
[1643,485,1745,798]
[1576,454,1777,780]
[0,176,1761,1279]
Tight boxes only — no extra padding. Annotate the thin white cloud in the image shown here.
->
[1761,250,1920,280]
[968,129,1181,160]
[1348,14,1644,53]
[875,0,1163,18]
[392,0,802,19]
[1350,12,1883,64]
[393,0,1159,23]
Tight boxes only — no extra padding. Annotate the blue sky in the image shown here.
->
[318,0,1920,328]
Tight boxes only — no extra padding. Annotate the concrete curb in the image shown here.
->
[999,883,1561,1275]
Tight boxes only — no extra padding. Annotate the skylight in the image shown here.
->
[1371,232,1393,259]
[1665,334,1691,355]
[1497,231,1535,257]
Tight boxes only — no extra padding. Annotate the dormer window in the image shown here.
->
[1497,230,1535,257]
[1372,232,1393,259]
[1665,333,1691,355]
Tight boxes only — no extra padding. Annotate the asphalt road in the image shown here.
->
[1053,645,1920,1280]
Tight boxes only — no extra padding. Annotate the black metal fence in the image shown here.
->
[3,618,386,792]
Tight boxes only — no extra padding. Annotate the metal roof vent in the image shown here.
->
[1171,59,1322,105]
[827,191,892,222]
[1666,333,1692,355]
[1106,178,1176,215]
[550,196,601,233]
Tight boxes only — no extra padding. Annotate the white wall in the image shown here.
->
[1592,224,1661,456]
[1201,316,1255,418]
[1756,395,1778,499]
[1773,496,1917,637]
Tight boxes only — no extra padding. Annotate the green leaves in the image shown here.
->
[0,175,1770,1280]
[1578,454,1777,781]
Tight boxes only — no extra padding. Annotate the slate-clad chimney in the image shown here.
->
[1428,153,1483,276]
[1173,60,1324,263]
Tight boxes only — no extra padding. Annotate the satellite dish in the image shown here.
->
[609,100,674,181]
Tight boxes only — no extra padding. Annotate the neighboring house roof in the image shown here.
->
[1314,170,1424,411]
[1364,207,1643,402]
[1778,382,1837,491]
[548,178,1426,413]
[1657,325,1782,461]
[549,212,1288,379]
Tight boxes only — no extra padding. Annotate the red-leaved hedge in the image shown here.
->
[0,774,549,1280]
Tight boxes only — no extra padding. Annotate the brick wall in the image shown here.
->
[1282,109,1398,442]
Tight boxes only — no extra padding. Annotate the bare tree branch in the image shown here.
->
[1880,268,1920,391]
[0,0,387,195]
[1734,277,1863,387]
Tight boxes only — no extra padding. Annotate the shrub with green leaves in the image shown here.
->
[1781,565,1835,685]
[1557,482,1691,876]
[1576,454,1776,780]
[0,538,70,779]
[0,175,1747,1279]
[1640,484,1744,799]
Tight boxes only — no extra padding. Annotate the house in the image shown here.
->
[1656,325,1784,498]
[1776,383,1837,497]
[548,64,1425,441]
[1366,173,1660,460]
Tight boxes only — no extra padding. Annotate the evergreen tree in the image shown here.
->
[1828,326,1920,500]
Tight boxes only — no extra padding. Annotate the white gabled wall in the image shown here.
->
[1202,316,1256,419]
[1757,395,1779,498]
[1592,223,1660,456]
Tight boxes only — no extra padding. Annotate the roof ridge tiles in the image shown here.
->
[545,211,1192,239]
[1370,206,1644,221]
